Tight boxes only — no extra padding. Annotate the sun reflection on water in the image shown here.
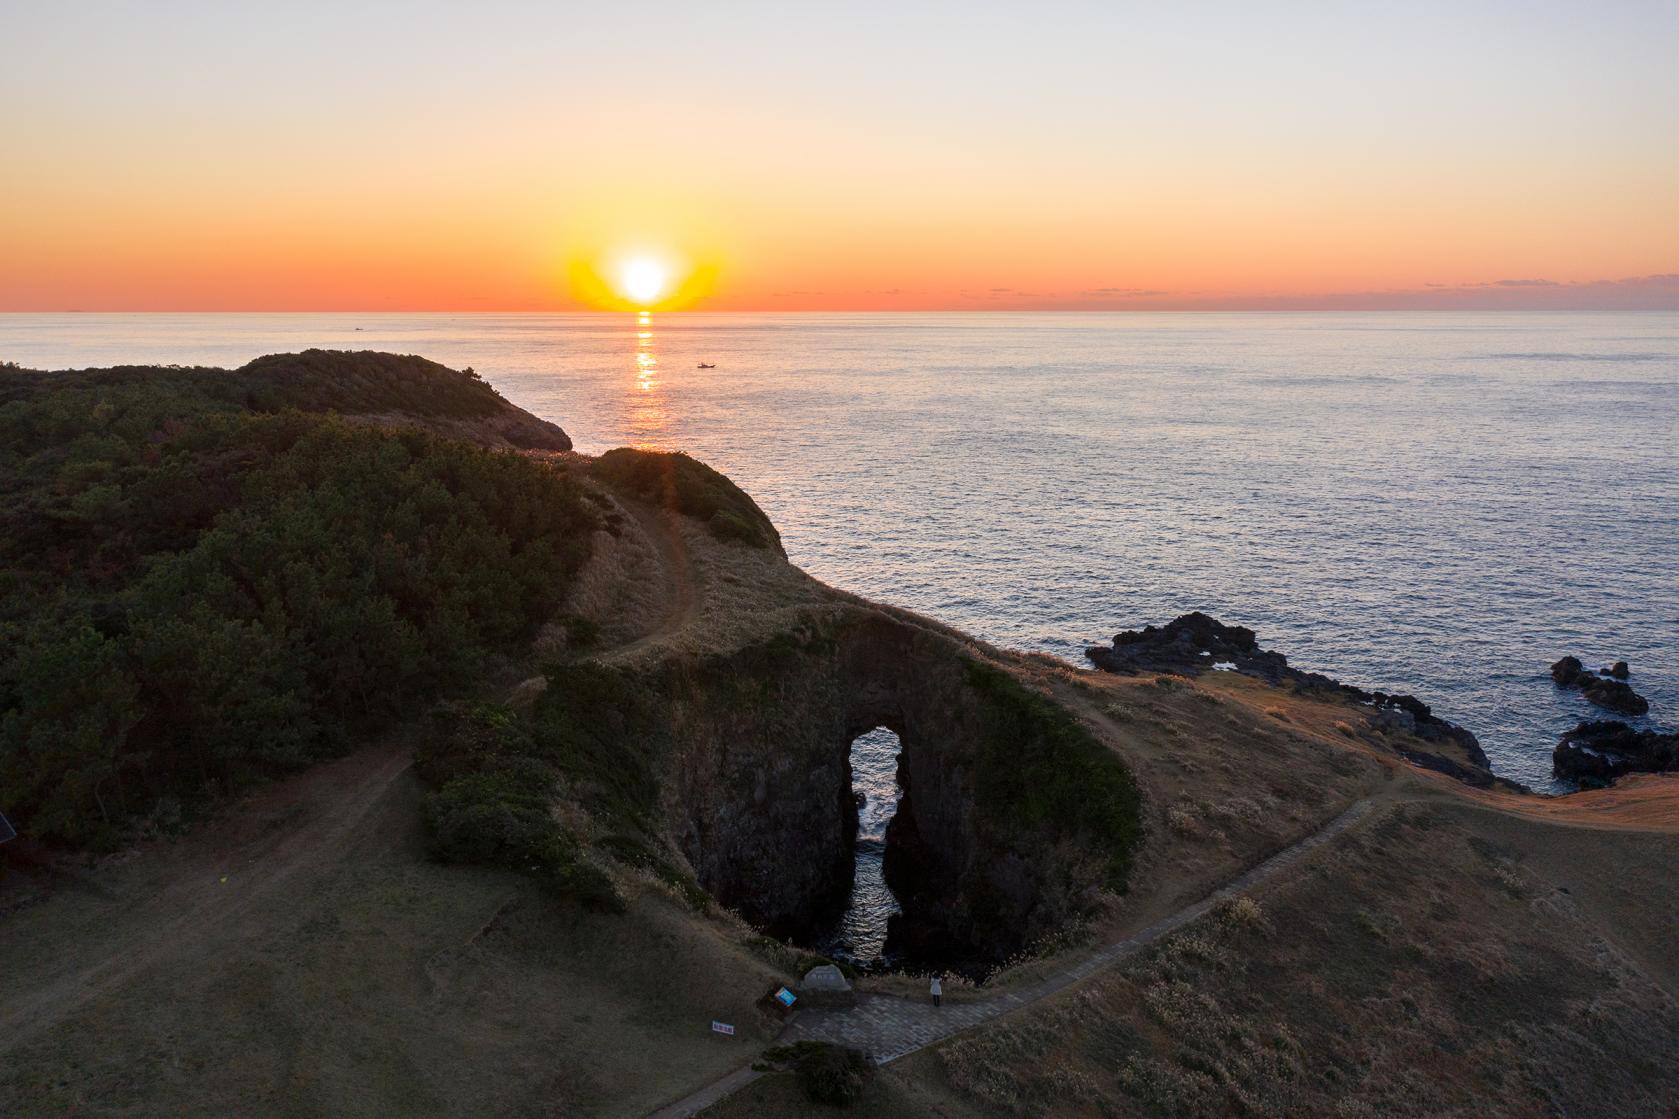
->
[626,312,669,446]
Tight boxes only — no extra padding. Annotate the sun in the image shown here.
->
[616,256,670,307]
[567,247,719,310]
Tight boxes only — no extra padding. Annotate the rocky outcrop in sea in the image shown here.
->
[1550,656,1648,715]
[1085,612,1494,782]
[1552,720,1679,788]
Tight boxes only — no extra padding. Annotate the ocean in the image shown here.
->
[5,311,1677,797]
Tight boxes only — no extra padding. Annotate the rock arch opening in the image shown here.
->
[668,611,1143,980]
[811,726,904,969]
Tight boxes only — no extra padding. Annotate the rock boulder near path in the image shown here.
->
[798,965,856,1008]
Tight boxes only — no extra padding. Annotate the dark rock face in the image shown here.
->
[1553,720,1679,788]
[1086,612,1277,679]
[671,611,1140,976]
[1552,655,1648,714]
[1580,678,1649,715]
[1086,612,1491,775]
[1551,656,1585,687]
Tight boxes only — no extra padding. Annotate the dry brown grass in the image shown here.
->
[985,665,1385,967]
[922,798,1679,1118]
[0,746,789,1119]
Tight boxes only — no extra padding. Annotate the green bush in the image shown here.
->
[964,660,1144,892]
[415,664,676,913]
[415,702,533,787]
[424,760,624,913]
[530,662,665,834]
[793,1043,871,1107]
[590,447,782,553]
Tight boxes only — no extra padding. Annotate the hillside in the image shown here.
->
[2,353,1676,1118]
[0,349,573,450]
[0,352,588,850]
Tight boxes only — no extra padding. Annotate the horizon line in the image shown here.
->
[5,306,1678,315]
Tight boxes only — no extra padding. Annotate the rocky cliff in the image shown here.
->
[642,608,1140,971]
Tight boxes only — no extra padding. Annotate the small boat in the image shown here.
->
[697,362,716,369]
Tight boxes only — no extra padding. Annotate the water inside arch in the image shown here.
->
[812,726,904,969]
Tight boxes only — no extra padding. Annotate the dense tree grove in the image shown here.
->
[0,370,598,847]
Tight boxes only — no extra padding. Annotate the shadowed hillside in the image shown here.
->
[0,349,573,450]
[0,353,589,848]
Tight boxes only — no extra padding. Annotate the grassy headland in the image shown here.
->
[2,352,1675,1119]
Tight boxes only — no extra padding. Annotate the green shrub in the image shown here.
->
[424,760,624,913]
[415,662,678,914]
[590,447,782,553]
[964,660,1144,892]
[530,662,664,834]
[793,1043,871,1107]
[555,613,601,649]
[415,702,532,787]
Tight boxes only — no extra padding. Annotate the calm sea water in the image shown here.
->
[5,312,1678,798]
[812,727,903,969]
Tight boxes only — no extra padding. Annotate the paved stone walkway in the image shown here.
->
[646,797,1374,1118]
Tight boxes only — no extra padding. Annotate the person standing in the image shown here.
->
[930,974,942,1008]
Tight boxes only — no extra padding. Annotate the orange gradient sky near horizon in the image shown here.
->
[3,2,1677,312]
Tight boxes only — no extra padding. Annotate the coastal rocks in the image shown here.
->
[1085,612,1282,679]
[1582,679,1649,716]
[1550,656,1648,715]
[1553,720,1679,788]
[1550,656,1586,686]
[1086,613,1492,777]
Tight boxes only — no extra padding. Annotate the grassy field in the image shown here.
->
[0,743,794,1117]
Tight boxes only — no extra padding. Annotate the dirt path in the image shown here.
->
[645,797,1377,1119]
[601,500,702,664]
[0,743,413,1052]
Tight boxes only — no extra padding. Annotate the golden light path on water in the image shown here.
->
[626,310,670,447]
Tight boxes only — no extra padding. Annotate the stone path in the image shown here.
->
[645,797,1374,1118]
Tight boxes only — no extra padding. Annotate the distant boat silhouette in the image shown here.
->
[697,362,716,368]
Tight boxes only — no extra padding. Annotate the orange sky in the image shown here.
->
[3,3,1677,311]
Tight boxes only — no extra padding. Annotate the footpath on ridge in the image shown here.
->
[645,797,1377,1119]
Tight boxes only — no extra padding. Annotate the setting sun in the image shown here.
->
[617,257,670,307]
[567,247,720,311]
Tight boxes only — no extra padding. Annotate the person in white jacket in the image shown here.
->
[930,974,942,1008]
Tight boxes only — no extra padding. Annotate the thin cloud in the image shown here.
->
[1080,287,1169,297]
[1117,273,1679,312]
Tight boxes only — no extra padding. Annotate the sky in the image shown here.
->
[2,0,1677,311]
